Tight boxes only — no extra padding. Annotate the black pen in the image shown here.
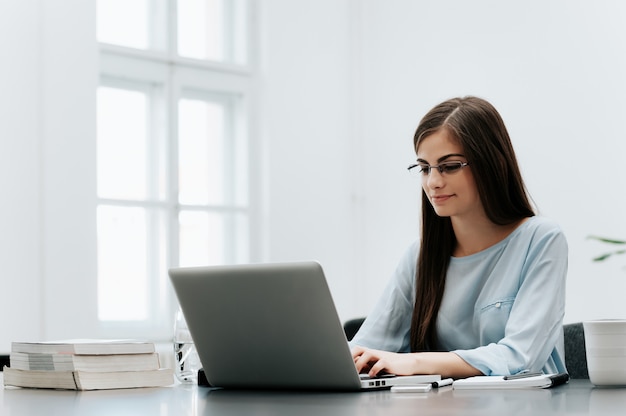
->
[503,372,543,380]
[547,373,570,387]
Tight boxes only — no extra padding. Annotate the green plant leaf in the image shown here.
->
[592,250,626,262]
[587,236,626,245]
[593,253,614,262]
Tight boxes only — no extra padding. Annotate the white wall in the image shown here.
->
[0,0,96,352]
[260,0,361,319]
[39,0,98,340]
[0,1,42,351]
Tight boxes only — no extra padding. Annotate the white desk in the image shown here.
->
[2,375,626,416]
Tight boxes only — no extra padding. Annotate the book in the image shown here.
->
[452,373,570,389]
[9,351,161,372]
[3,366,174,390]
[11,339,155,355]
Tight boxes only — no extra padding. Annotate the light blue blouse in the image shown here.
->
[350,216,568,376]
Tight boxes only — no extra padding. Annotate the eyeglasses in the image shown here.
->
[407,161,470,176]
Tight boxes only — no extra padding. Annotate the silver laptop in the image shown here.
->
[168,261,440,390]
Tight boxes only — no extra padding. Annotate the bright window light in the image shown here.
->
[97,0,150,49]
[178,0,224,60]
[97,87,149,201]
[178,98,225,205]
[177,0,247,64]
[97,206,149,321]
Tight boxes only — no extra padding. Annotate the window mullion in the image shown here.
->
[168,64,181,272]
[167,0,178,59]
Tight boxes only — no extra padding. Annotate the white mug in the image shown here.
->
[583,319,626,386]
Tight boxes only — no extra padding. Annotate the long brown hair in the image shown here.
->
[409,96,535,352]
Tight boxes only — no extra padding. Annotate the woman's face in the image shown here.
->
[415,129,483,221]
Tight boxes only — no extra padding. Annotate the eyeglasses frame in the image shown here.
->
[407,161,470,176]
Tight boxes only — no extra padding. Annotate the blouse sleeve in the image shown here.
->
[348,241,419,353]
[453,222,568,375]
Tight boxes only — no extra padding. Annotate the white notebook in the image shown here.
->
[453,373,569,389]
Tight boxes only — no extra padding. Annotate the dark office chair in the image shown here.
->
[563,322,589,379]
[343,317,366,341]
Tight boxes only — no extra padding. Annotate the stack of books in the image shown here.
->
[3,339,173,390]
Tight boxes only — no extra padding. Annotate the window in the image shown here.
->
[96,0,253,339]
[177,94,249,267]
[97,0,247,63]
[177,0,248,63]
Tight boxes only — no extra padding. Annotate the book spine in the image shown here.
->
[71,371,81,390]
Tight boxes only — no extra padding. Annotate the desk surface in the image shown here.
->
[2,375,626,416]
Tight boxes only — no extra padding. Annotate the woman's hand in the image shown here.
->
[351,346,420,377]
[351,346,483,379]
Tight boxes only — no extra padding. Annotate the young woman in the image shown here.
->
[350,96,568,379]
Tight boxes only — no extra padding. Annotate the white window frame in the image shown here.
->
[93,0,257,340]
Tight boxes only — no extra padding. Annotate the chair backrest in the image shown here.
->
[563,322,589,379]
[343,317,365,341]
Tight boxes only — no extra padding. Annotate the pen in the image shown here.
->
[547,372,570,387]
[432,378,454,388]
[503,372,543,380]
